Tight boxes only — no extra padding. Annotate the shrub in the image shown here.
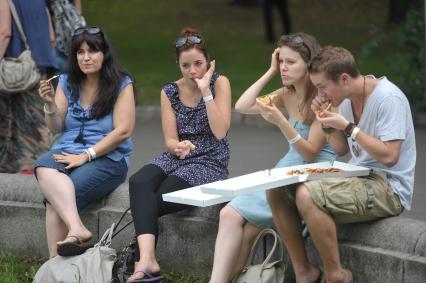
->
[396,8,426,113]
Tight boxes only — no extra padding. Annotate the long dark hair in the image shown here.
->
[278,32,321,124]
[67,28,134,119]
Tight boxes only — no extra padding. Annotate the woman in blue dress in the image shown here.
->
[209,33,335,283]
[127,27,231,282]
[35,26,135,258]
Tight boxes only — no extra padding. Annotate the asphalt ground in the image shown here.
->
[129,107,426,221]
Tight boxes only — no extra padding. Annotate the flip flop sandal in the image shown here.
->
[57,235,92,257]
[343,269,353,283]
[316,266,326,283]
[127,270,164,282]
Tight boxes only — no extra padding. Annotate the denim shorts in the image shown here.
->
[34,149,128,211]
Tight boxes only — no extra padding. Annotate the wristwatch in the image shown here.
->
[343,122,356,138]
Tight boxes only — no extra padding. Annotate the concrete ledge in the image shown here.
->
[137,105,426,129]
[1,173,426,281]
[137,105,276,128]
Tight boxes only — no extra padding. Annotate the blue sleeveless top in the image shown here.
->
[51,74,133,166]
[6,0,55,67]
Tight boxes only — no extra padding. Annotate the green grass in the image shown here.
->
[0,252,209,283]
[0,252,42,283]
[81,0,400,104]
[163,270,209,283]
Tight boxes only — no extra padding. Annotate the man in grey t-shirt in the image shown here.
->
[266,46,416,283]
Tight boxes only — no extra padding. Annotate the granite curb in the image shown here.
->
[1,173,426,281]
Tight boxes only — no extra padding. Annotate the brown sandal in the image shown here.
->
[57,235,92,257]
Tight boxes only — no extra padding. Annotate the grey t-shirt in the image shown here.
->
[339,76,416,210]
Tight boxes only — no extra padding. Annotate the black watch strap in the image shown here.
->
[343,122,355,137]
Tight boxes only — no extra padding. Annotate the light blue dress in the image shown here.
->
[228,118,336,229]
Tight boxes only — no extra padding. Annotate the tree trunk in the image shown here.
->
[388,0,422,24]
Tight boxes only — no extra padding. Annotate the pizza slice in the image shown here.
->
[286,167,343,175]
[317,102,331,117]
[188,141,196,151]
[256,94,277,106]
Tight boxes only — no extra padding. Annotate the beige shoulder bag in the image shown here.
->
[232,228,286,283]
[33,223,117,283]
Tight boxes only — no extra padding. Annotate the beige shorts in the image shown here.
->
[280,172,403,224]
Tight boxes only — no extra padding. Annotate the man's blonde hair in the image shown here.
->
[308,46,359,82]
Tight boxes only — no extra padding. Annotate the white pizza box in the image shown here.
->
[272,161,371,182]
[200,161,370,196]
[163,161,371,207]
[199,170,300,197]
[162,186,233,207]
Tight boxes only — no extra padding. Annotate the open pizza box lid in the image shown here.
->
[162,161,370,207]
[198,170,299,197]
[200,161,370,197]
[162,186,233,207]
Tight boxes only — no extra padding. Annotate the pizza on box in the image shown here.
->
[286,167,343,175]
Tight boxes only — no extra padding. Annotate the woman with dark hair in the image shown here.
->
[35,26,135,258]
[209,33,335,283]
[127,27,231,282]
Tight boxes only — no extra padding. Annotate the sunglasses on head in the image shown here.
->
[280,35,311,59]
[175,35,202,48]
[73,26,102,37]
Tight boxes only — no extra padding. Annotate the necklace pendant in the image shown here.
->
[352,143,361,157]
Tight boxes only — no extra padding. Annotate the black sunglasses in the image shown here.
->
[73,26,102,37]
[175,35,202,48]
[280,35,311,59]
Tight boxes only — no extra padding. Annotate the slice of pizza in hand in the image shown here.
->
[188,141,196,151]
[257,94,277,105]
[317,101,331,117]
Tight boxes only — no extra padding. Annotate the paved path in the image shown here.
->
[129,107,426,221]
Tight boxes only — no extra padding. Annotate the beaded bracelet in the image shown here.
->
[351,127,361,141]
[288,133,302,145]
[43,103,57,116]
[84,149,92,162]
[203,95,214,103]
[87,147,97,160]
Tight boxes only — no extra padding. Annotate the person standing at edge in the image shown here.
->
[0,0,55,173]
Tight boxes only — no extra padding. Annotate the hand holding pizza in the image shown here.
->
[174,140,196,159]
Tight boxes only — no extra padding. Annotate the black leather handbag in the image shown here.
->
[112,237,137,283]
[111,208,138,283]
